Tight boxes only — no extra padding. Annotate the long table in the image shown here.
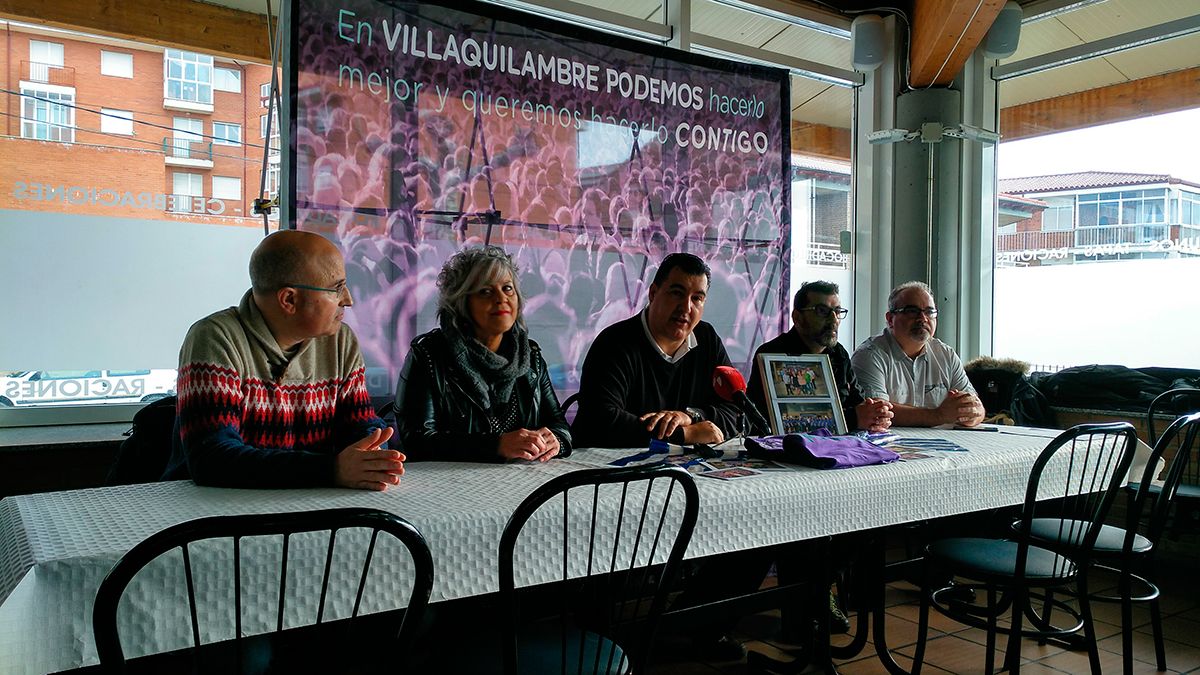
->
[0,427,1146,675]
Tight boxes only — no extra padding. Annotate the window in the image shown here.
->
[3,25,278,427]
[214,66,241,93]
[164,49,213,104]
[1181,191,1200,226]
[27,40,64,82]
[100,51,133,78]
[212,176,242,200]
[100,109,133,136]
[172,172,203,212]
[29,40,64,67]
[260,103,280,150]
[20,85,74,142]
[171,117,204,158]
[261,82,272,102]
[212,122,241,146]
[1041,199,1074,232]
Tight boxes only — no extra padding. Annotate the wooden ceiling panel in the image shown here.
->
[1101,32,1200,80]
[760,24,852,66]
[791,80,851,128]
[1052,0,1196,42]
[910,0,1005,86]
[0,0,271,61]
[998,56,1127,107]
[692,0,792,47]
[568,0,663,21]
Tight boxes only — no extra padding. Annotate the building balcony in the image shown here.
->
[162,137,213,169]
[997,223,1200,262]
[21,61,75,87]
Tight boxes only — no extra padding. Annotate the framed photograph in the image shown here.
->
[756,353,847,435]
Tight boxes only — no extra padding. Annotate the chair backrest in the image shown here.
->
[559,392,580,424]
[1015,422,1138,576]
[93,507,433,669]
[1147,387,1200,445]
[498,464,699,675]
[1138,412,1200,545]
[106,395,177,486]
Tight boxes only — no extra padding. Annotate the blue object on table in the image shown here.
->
[888,437,969,452]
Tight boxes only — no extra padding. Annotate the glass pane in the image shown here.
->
[2,26,281,420]
[997,104,1200,371]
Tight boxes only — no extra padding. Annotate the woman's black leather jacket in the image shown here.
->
[394,328,572,461]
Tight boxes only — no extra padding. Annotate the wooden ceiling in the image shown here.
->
[3,0,1196,157]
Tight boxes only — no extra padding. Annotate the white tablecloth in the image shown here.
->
[0,427,1140,674]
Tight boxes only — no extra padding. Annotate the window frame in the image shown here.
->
[163,49,214,105]
[212,121,241,146]
[99,108,134,136]
[20,83,75,143]
[213,66,241,93]
[211,175,242,201]
[29,40,64,67]
[100,50,133,78]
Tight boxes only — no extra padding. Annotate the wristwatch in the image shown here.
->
[685,407,704,424]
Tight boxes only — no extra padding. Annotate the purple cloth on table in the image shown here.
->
[746,430,899,469]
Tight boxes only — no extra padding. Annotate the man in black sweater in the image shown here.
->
[747,280,893,433]
[572,252,740,448]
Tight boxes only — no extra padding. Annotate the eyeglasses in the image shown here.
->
[890,305,938,318]
[797,305,848,319]
[286,282,347,295]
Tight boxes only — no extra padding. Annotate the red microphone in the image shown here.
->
[712,366,771,435]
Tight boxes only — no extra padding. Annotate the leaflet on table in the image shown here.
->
[661,454,789,476]
[886,437,970,453]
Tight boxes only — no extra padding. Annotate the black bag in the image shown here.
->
[106,395,177,486]
[1009,377,1054,427]
[1042,365,1166,411]
[966,367,1024,419]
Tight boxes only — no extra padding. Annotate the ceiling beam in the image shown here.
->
[1000,66,1200,141]
[909,0,1005,87]
[791,121,851,160]
[0,0,273,63]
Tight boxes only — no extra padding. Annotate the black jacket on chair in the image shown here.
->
[395,328,572,462]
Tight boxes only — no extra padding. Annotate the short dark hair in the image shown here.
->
[793,280,840,311]
[652,252,711,287]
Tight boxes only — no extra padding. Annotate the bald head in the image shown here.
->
[249,230,341,296]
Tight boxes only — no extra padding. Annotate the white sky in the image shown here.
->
[997,107,1200,185]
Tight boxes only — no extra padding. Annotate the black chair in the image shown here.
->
[1145,388,1200,536]
[499,464,699,675]
[1147,388,1200,445]
[560,392,580,423]
[93,507,433,674]
[1084,411,1200,674]
[913,422,1138,675]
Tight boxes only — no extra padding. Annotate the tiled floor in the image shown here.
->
[647,546,1200,674]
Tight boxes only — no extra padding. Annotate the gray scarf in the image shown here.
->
[441,320,531,411]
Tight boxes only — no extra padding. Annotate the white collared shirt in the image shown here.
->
[850,328,975,407]
[640,309,697,363]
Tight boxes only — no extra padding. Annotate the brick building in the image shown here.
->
[1,21,279,226]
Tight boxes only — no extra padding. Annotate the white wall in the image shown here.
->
[994,257,1200,369]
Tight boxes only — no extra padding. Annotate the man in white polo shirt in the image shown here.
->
[851,281,984,427]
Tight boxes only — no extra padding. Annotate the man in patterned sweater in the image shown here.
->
[162,230,405,490]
